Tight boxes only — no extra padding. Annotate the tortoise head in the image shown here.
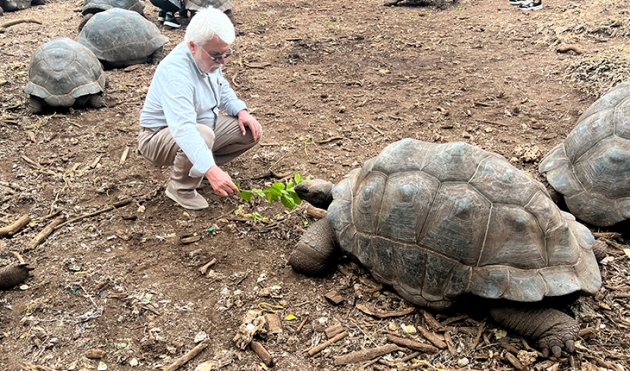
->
[295,179,335,210]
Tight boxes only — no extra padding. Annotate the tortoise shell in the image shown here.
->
[539,82,630,227]
[327,139,601,309]
[184,0,232,12]
[82,0,145,15]
[76,8,168,68]
[24,38,106,108]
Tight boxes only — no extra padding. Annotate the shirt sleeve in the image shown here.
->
[216,72,247,116]
[162,78,216,177]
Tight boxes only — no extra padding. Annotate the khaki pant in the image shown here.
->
[138,115,260,192]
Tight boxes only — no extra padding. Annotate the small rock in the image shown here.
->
[129,358,139,367]
[86,348,105,359]
[194,331,208,343]
[97,361,107,371]
[402,324,416,334]
[457,357,470,367]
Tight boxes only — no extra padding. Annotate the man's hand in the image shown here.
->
[237,110,262,140]
[205,166,238,197]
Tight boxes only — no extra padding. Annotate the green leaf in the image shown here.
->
[270,182,285,191]
[253,189,265,198]
[281,193,295,209]
[294,173,303,183]
[239,190,253,202]
[289,191,302,205]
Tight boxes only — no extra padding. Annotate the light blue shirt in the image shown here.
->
[140,42,247,177]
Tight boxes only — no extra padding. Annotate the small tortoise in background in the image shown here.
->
[76,8,168,69]
[79,0,145,30]
[181,0,233,23]
[0,0,45,15]
[290,139,602,358]
[24,38,107,114]
[539,82,630,227]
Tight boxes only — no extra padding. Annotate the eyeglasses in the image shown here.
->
[196,44,232,63]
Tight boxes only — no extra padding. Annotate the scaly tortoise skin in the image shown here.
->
[539,82,630,227]
[23,38,107,114]
[290,138,602,358]
[76,8,169,69]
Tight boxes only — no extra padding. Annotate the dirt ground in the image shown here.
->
[1,0,630,370]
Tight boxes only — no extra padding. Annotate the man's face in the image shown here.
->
[188,36,231,74]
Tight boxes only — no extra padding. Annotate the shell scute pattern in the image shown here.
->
[540,82,630,226]
[24,38,105,107]
[328,139,600,309]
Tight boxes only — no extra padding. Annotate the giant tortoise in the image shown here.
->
[539,82,630,227]
[24,38,107,114]
[76,8,168,69]
[181,0,233,22]
[289,138,602,357]
[79,0,145,30]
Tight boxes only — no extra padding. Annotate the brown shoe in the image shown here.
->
[165,184,209,210]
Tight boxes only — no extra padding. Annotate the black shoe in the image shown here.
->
[519,1,542,10]
[157,10,166,22]
[164,12,181,28]
[508,0,528,5]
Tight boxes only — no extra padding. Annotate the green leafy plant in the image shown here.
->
[237,172,310,210]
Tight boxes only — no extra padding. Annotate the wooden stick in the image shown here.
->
[162,339,210,371]
[306,205,327,219]
[119,146,130,165]
[307,331,348,356]
[11,251,25,264]
[251,341,273,366]
[471,321,486,350]
[295,315,309,333]
[198,258,216,275]
[400,351,421,362]
[0,18,42,33]
[0,215,31,237]
[416,324,446,349]
[55,199,132,230]
[316,136,343,145]
[23,216,64,252]
[356,304,415,319]
[420,309,443,332]
[334,344,400,365]
[386,334,439,353]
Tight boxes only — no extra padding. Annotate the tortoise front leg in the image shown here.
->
[490,304,579,358]
[149,47,165,65]
[27,96,46,114]
[289,218,338,275]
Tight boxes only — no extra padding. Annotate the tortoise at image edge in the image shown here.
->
[23,37,107,113]
[79,0,145,30]
[289,138,602,358]
[539,81,630,227]
[76,8,168,69]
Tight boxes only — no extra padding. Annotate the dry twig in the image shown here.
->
[334,344,401,365]
[0,215,31,238]
[162,339,210,371]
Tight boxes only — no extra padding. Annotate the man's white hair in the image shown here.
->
[184,7,235,44]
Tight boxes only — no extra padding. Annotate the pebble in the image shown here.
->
[194,331,208,343]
